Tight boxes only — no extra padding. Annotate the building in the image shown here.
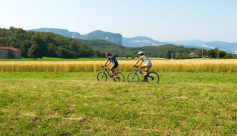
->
[202,55,209,58]
[188,53,199,58]
[0,47,22,59]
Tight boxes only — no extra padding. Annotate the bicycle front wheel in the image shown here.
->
[114,72,125,82]
[147,72,159,84]
[127,72,139,84]
[97,72,107,81]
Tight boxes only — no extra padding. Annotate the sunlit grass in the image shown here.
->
[0,72,237,135]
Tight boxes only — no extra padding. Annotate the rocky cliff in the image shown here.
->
[123,36,164,47]
[29,28,81,38]
[80,30,122,45]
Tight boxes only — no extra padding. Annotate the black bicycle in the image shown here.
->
[127,66,159,84]
[97,66,125,82]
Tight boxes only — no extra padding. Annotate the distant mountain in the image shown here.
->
[29,29,123,45]
[29,28,237,54]
[123,36,165,47]
[77,39,125,55]
[80,30,122,45]
[165,40,237,54]
[77,38,200,57]
[29,28,81,38]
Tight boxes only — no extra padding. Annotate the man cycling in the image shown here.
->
[104,52,118,79]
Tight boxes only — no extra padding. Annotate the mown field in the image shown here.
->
[0,72,237,135]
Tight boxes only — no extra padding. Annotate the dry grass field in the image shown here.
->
[0,59,236,73]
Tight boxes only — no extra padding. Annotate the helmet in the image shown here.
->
[137,51,144,55]
[106,52,111,56]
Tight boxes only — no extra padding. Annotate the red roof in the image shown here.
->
[0,47,21,52]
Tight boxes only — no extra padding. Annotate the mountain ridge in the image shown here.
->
[29,28,237,54]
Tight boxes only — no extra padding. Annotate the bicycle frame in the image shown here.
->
[133,66,145,77]
[101,66,113,78]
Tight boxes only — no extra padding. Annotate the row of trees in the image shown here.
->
[164,48,235,59]
[0,27,105,58]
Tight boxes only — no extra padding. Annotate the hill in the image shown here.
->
[80,30,122,45]
[29,28,237,54]
[29,28,81,38]
[123,36,165,47]
[29,28,123,45]
[0,27,104,58]
[165,40,237,54]
[77,39,125,55]
[77,39,200,57]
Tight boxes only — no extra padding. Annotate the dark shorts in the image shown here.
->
[111,61,118,69]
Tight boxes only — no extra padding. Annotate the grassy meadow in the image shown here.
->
[0,72,237,135]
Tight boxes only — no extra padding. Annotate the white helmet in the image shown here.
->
[137,51,144,55]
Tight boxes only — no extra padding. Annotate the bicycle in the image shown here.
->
[97,66,125,82]
[127,66,159,84]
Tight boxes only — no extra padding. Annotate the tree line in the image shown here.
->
[164,48,235,59]
[0,27,105,58]
[77,39,202,58]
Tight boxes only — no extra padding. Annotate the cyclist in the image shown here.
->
[104,52,118,79]
[133,51,152,76]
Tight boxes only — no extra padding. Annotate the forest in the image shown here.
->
[0,27,105,58]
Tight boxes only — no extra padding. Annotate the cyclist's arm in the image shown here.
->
[104,60,109,66]
[107,61,111,66]
[133,56,142,66]
[139,61,143,66]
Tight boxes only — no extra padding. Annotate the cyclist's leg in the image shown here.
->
[146,66,151,73]
[110,62,118,77]
[140,65,147,73]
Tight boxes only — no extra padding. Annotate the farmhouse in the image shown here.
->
[0,47,22,59]
[188,53,199,58]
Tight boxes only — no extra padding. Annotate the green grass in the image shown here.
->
[0,72,237,135]
[0,57,139,61]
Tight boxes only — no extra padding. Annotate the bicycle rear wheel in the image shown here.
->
[97,72,107,81]
[114,72,125,82]
[127,72,139,84]
[147,72,159,84]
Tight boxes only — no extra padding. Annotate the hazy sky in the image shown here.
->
[0,0,236,42]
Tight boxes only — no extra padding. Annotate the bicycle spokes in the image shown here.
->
[146,72,159,84]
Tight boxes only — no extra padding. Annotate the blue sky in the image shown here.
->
[0,0,236,42]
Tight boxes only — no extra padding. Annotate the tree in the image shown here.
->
[198,49,206,57]
[175,53,181,59]
[131,55,135,59]
[28,44,42,59]
[219,51,227,58]
[182,50,189,59]
[224,53,234,59]
[93,50,101,58]
[207,49,217,59]
[234,54,237,59]
[171,53,176,59]
[125,54,129,58]
[113,53,119,58]
[47,43,57,57]
[164,50,171,59]
[57,47,73,58]
[214,47,219,58]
